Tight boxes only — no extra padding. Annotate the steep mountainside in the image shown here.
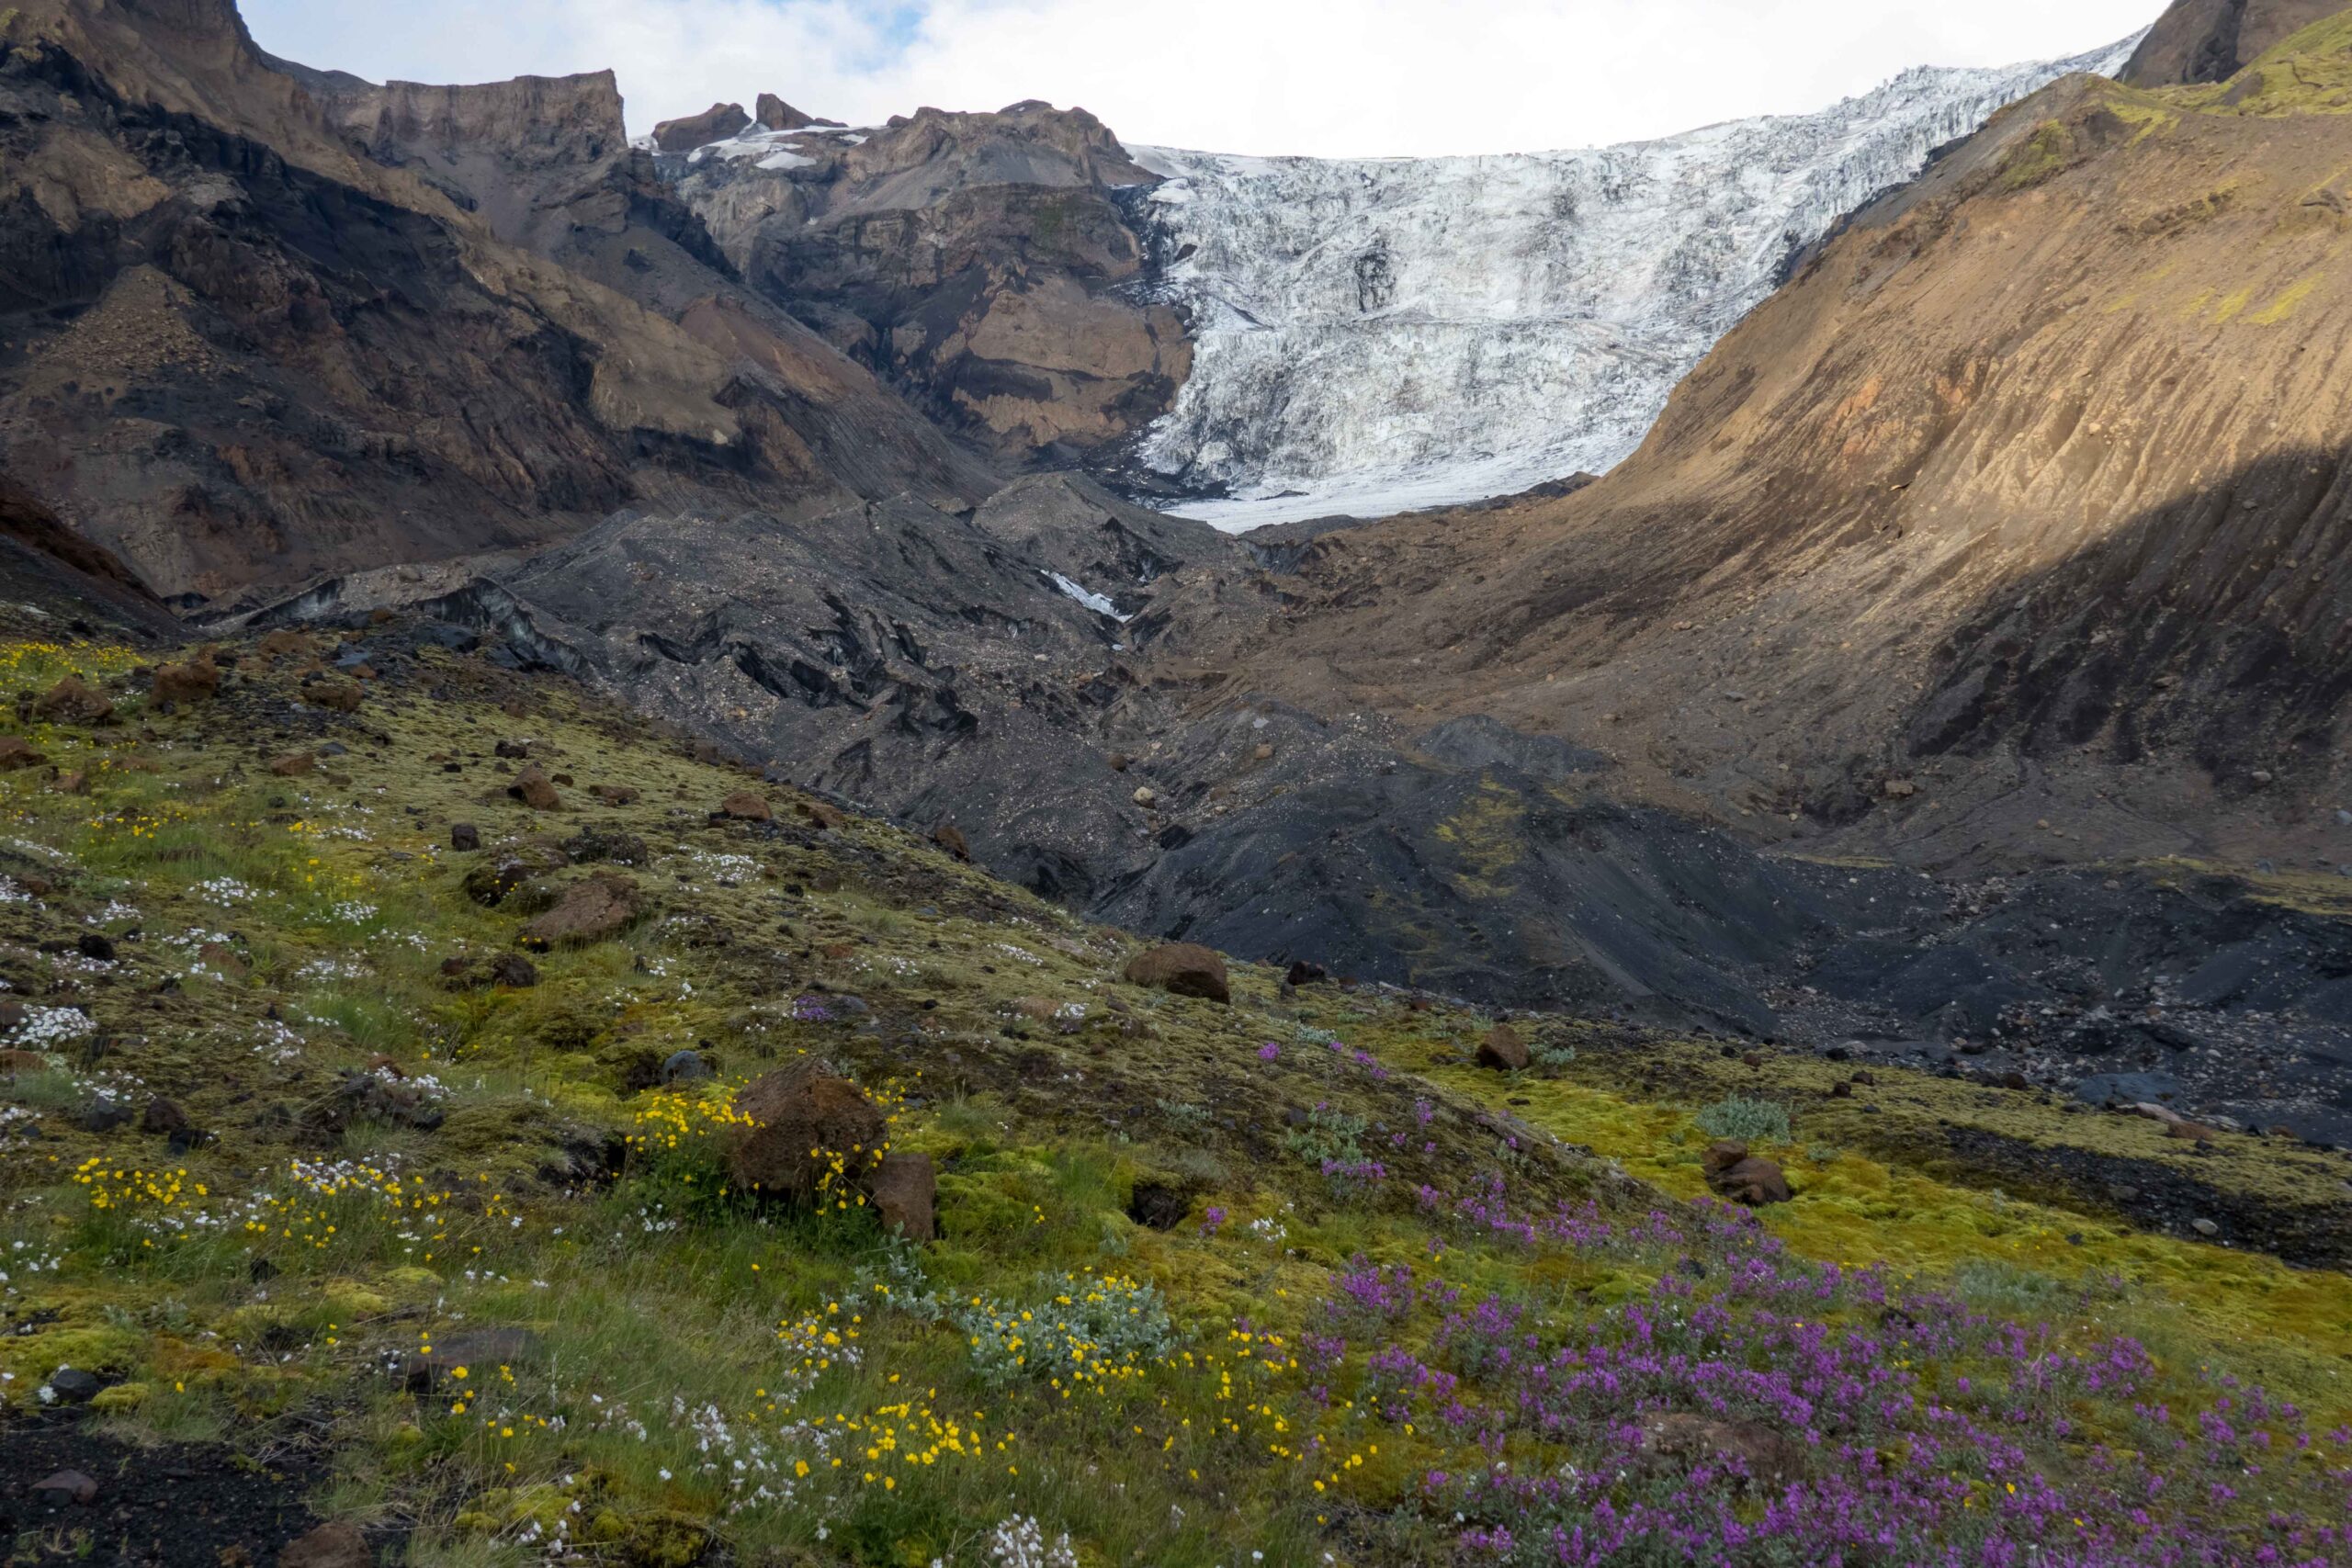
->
[0,0,986,601]
[2122,0,2347,82]
[1185,13,2352,873]
[1122,36,2140,527]
[657,104,1191,465]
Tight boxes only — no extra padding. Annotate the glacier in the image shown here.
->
[1125,34,2144,531]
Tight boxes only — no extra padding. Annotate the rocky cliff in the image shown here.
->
[2121,0,2346,83]
[0,0,986,600]
[657,103,1191,465]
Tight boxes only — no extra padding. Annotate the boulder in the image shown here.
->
[139,1098,188,1136]
[0,736,47,771]
[462,846,565,908]
[661,1049,713,1085]
[1701,1140,1792,1206]
[0,1048,47,1074]
[931,822,971,861]
[520,873,644,949]
[508,767,561,810]
[718,791,773,822]
[35,676,112,724]
[591,784,640,806]
[46,1367,102,1404]
[278,1521,371,1568]
[728,1066,888,1200]
[305,681,363,714]
[269,750,316,776]
[51,769,87,795]
[1477,1023,1530,1072]
[151,657,220,705]
[451,822,481,852]
[1636,1412,1806,1488]
[870,1151,936,1240]
[653,102,751,152]
[1122,942,1229,1004]
[796,798,847,830]
[1285,960,1328,987]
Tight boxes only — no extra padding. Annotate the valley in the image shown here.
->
[1,0,2350,1563]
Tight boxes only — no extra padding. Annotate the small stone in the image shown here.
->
[77,1100,132,1134]
[306,681,363,714]
[494,739,531,759]
[46,1367,102,1404]
[277,1522,370,1568]
[51,769,87,795]
[2250,770,2275,786]
[77,931,115,962]
[450,823,481,852]
[2190,1217,2220,1237]
[140,1098,188,1136]
[1131,785,1158,808]
[1883,778,1917,799]
[30,1469,98,1505]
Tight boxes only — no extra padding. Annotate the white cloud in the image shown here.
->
[240,0,2161,157]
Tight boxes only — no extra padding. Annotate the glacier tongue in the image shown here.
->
[1127,35,2143,531]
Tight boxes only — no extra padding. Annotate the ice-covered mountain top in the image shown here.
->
[1126,33,2145,531]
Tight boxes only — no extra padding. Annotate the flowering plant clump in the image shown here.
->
[956,1270,1180,1391]
[1300,1178,2352,1567]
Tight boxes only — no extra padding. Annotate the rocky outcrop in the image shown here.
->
[2120,0,2346,85]
[0,0,988,601]
[662,102,1192,464]
[654,102,751,153]
[755,94,812,132]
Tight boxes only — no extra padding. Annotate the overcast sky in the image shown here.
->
[241,0,2161,158]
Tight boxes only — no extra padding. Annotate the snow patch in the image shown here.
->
[1045,572,1131,622]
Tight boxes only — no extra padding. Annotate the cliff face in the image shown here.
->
[2120,0,2346,84]
[1184,15,2352,868]
[661,103,1192,465]
[0,0,988,599]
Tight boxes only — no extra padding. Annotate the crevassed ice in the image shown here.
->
[1126,33,2143,532]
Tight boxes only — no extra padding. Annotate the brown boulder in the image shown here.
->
[1122,942,1229,1004]
[796,799,847,830]
[0,1048,47,1074]
[520,873,643,949]
[306,681,363,714]
[35,676,112,725]
[0,736,47,771]
[718,791,773,822]
[653,102,751,152]
[508,767,561,810]
[51,770,87,795]
[152,657,220,705]
[278,1522,370,1568]
[1702,1140,1792,1206]
[257,630,315,661]
[932,822,971,861]
[870,1152,936,1240]
[728,1066,888,1200]
[591,784,640,806]
[1477,1023,1530,1072]
[269,750,316,776]
[1636,1413,1806,1489]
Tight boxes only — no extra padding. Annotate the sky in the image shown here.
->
[240,0,2162,159]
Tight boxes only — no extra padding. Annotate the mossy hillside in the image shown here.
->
[2165,11,2352,118]
[0,630,2346,1566]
